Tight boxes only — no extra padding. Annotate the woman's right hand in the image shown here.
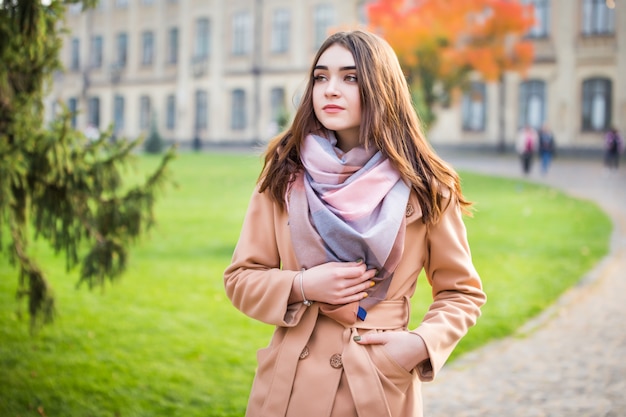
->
[293,260,377,305]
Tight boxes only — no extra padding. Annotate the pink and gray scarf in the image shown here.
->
[288,133,410,323]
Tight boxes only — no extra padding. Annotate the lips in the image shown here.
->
[322,104,344,113]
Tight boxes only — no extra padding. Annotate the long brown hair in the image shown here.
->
[259,30,471,224]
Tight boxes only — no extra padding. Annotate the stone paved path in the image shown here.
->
[422,150,626,417]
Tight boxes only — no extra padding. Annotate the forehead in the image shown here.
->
[315,44,355,68]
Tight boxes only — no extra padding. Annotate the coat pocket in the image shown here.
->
[368,343,414,394]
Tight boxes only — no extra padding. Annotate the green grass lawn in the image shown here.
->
[0,151,612,417]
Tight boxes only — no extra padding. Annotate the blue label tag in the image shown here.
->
[357,306,367,321]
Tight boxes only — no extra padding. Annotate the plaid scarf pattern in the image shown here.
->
[288,133,410,322]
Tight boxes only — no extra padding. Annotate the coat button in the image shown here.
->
[299,346,309,360]
[330,353,343,369]
[406,203,415,217]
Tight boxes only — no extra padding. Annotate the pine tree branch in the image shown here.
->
[9,192,54,330]
[2,0,177,328]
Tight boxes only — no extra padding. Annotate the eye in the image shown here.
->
[345,74,358,83]
[313,74,327,82]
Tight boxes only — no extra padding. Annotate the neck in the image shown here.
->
[335,129,360,153]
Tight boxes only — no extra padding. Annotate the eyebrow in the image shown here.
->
[314,65,357,71]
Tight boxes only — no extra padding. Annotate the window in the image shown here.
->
[68,97,78,128]
[313,4,335,49]
[90,35,103,68]
[582,0,615,35]
[166,95,176,130]
[231,89,247,130]
[116,32,128,67]
[113,95,125,132]
[70,37,80,71]
[141,31,155,66]
[232,12,252,55]
[461,82,487,132]
[518,80,546,129]
[88,97,100,128]
[167,27,178,64]
[195,90,208,131]
[271,9,290,53]
[522,0,550,38]
[194,18,210,59]
[582,78,612,131]
[140,95,152,130]
[270,87,286,121]
[270,87,287,131]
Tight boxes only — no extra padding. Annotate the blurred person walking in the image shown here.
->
[537,124,556,175]
[604,127,624,172]
[516,124,538,176]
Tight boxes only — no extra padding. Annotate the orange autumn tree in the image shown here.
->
[367,0,535,135]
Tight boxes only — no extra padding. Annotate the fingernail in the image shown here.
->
[362,293,368,298]
[356,258,364,264]
[353,335,362,342]
[370,281,375,287]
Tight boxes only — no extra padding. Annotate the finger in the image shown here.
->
[333,259,365,269]
[339,276,372,291]
[323,265,365,284]
[353,332,387,345]
[344,268,377,285]
[339,282,373,300]
[341,279,374,298]
[362,268,379,281]
[352,277,376,294]
[335,291,369,305]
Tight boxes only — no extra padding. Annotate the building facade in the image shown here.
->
[46,0,624,151]
[430,0,625,151]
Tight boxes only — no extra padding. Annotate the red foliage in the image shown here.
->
[367,0,536,81]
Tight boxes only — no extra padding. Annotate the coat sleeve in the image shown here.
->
[411,197,486,381]
[223,186,306,327]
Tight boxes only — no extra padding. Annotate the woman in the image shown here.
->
[224,30,486,417]
[604,126,624,171]
[516,124,538,176]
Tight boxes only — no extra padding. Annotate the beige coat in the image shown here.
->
[224,186,486,417]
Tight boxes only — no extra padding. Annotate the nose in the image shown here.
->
[324,78,340,97]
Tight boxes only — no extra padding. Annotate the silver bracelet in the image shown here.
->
[299,268,312,306]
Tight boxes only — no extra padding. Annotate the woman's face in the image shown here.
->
[312,44,362,149]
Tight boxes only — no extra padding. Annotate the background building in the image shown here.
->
[430,0,625,152]
[46,0,624,151]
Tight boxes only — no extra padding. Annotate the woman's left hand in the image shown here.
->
[354,331,429,372]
